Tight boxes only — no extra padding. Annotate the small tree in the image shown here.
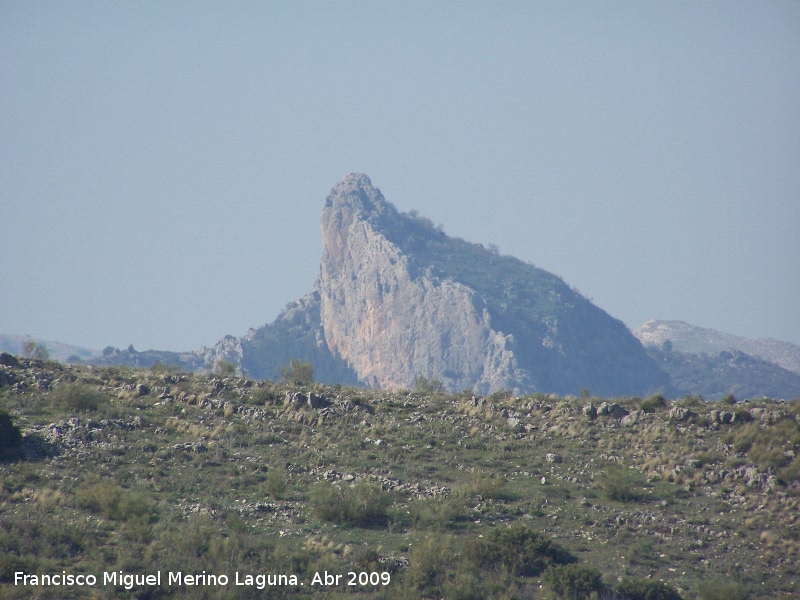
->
[280,359,314,386]
[20,339,48,361]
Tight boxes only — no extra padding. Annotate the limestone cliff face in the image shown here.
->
[318,174,532,393]
[318,173,670,396]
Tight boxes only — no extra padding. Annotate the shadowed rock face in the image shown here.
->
[317,173,671,396]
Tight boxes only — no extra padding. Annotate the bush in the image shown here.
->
[51,382,103,412]
[414,375,444,393]
[281,359,314,386]
[309,480,391,527]
[597,465,649,503]
[543,563,604,599]
[469,474,513,500]
[213,359,238,378]
[409,496,465,530]
[463,523,575,576]
[403,534,453,595]
[75,482,155,523]
[265,468,288,499]
[616,577,682,600]
[640,394,668,413]
[0,410,22,456]
[697,577,748,600]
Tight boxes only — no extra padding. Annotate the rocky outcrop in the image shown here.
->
[316,173,671,396]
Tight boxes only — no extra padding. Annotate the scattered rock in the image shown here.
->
[669,407,695,422]
[621,411,641,426]
[597,402,629,418]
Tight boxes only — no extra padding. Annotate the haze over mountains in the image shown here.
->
[4,174,799,400]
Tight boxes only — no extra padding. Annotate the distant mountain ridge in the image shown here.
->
[634,320,800,375]
[5,175,798,400]
[0,334,99,363]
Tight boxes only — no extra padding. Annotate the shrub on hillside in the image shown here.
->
[51,382,103,412]
[616,577,683,600]
[309,480,391,527]
[543,563,604,599]
[281,359,314,386]
[414,374,444,393]
[697,577,749,600]
[75,482,155,523]
[597,465,650,503]
[463,523,575,576]
[0,410,22,456]
[640,394,668,413]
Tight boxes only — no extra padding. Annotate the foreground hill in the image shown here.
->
[1,355,799,598]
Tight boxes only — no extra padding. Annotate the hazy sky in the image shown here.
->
[2,1,799,352]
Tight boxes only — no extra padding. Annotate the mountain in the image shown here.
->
[11,175,797,400]
[312,173,671,396]
[646,345,800,401]
[212,173,676,396]
[634,320,800,375]
[0,334,99,363]
[5,174,673,396]
[633,320,800,400]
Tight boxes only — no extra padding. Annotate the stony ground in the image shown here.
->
[1,357,798,599]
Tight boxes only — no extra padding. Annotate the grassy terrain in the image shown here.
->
[1,357,799,599]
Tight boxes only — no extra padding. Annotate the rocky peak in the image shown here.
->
[324,173,396,219]
[317,173,671,396]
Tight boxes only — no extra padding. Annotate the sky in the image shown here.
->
[2,1,799,352]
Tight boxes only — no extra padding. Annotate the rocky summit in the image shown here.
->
[209,173,671,396]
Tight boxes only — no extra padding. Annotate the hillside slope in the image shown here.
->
[2,356,798,598]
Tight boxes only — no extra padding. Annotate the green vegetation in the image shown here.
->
[463,523,576,576]
[413,374,444,394]
[616,577,684,600]
[50,381,104,412]
[640,394,668,413]
[280,358,314,386]
[212,359,238,378]
[596,465,653,503]
[542,563,603,599]
[309,480,392,527]
[0,357,798,598]
[20,338,49,361]
[0,410,22,457]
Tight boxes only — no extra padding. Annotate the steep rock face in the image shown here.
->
[318,173,671,396]
[318,174,532,393]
